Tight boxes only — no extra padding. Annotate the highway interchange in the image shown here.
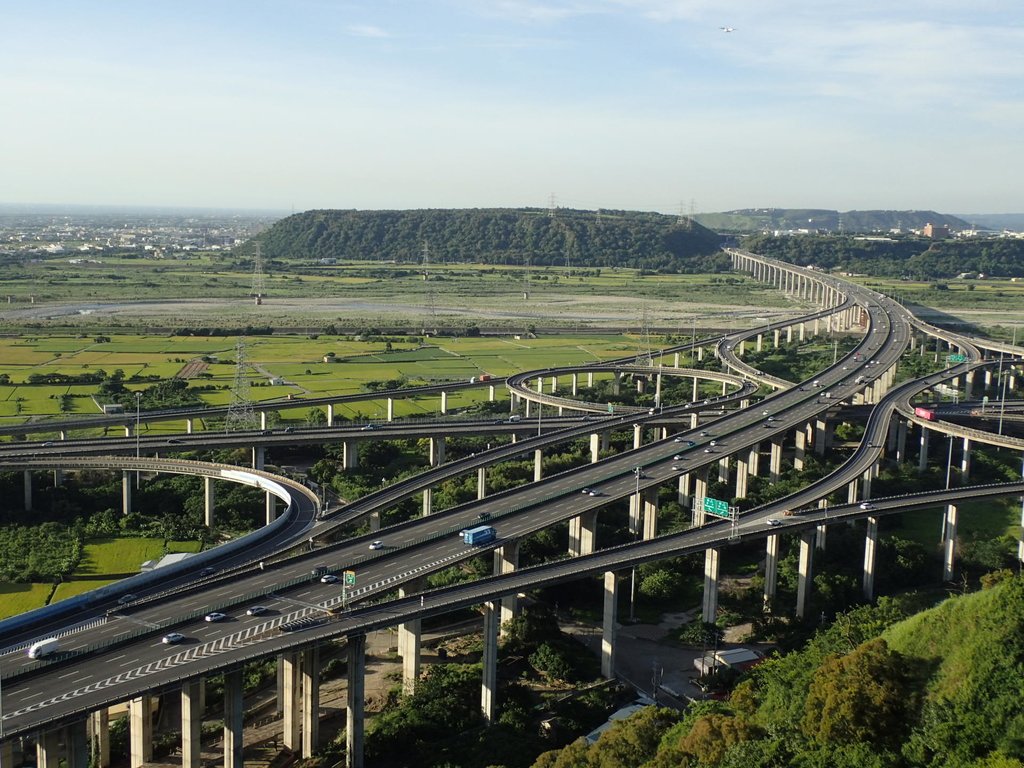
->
[1,248,1023,744]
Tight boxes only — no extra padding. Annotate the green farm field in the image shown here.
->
[0,582,53,620]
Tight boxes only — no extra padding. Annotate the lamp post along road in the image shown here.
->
[135,391,142,488]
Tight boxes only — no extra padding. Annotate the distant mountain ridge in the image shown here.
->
[253,208,726,272]
[695,208,970,234]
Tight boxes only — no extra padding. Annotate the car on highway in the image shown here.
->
[42,441,54,447]
[766,518,782,527]
[859,502,874,510]
[360,424,377,431]
[166,438,184,445]
[581,487,601,496]
[204,612,227,622]
[162,632,185,644]
[709,440,717,446]
[671,465,683,471]
[368,540,385,550]
[320,574,339,584]
[700,430,710,437]
[704,448,714,454]
[117,593,138,605]
[246,606,269,616]
[199,567,217,577]
[672,454,686,460]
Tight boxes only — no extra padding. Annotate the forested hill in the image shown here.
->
[253,208,726,272]
[697,208,970,234]
[741,233,1024,279]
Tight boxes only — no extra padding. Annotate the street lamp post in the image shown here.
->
[941,434,954,544]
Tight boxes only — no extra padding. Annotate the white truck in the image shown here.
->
[27,637,60,659]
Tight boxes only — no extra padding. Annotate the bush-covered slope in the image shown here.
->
[252,208,725,272]
[532,577,1024,768]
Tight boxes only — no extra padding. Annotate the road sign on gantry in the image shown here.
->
[702,497,730,518]
[946,353,967,364]
[343,570,356,586]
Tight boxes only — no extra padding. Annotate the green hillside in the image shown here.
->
[695,208,970,234]
[533,576,1024,768]
[251,208,725,272]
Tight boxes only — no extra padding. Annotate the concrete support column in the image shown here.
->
[763,534,779,609]
[489,384,496,401]
[773,328,780,348]
[260,410,268,430]
[701,547,720,624]
[181,679,203,768]
[494,541,520,629]
[386,398,394,421]
[129,695,153,768]
[23,469,32,512]
[748,444,761,477]
[421,487,432,516]
[863,517,879,600]
[612,371,621,396]
[339,439,358,470]
[440,391,448,414]
[896,420,908,462]
[590,432,601,463]
[769,438,783,482]
[346,634,366,768]
[677,472,692,508]
[1,740,15,768]
[185,417,193,433]
[223,669,244,768]
[796,531,815,620]
[429,436,445,467]
[960,437,972,483]
[203,476,215,527]
[601,571,618,679]
[734,457,749,499]
[533,448,543,482]
[692,376,699,402]
[794,426,807,471]
[568,509,598,557]
[943,504,959,582]
[67,721,88,768]
[476,466,487,500]
[302,646,321,758]
[253,444,265,470]
[122,471,132,516]
[717,456,730,484]
[571,372,578,396]
[481,601,499,723]
[282,651,302,751]
[326,403,334,424]
[89,708,111,768]
[918,426,930,473]
[642,487,659,540]
[814,418,829,456]
[37,729,62,768]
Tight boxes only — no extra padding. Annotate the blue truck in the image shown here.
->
[461,525,497,545]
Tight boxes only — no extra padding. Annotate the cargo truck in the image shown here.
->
[27,638,59,659]
[461,525,497,545]
[914,407,937,421]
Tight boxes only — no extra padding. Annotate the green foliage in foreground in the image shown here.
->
[533,577,1024,768]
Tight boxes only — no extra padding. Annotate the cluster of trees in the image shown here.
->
[741,234,1024,279]
[534,578,1024,767]
[170,325,275,337]
[251,208,726,272]
[0,522,81,582]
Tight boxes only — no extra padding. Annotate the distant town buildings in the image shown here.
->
[922,222,950,239]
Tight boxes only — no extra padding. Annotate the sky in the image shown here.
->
[2,0,1022,214]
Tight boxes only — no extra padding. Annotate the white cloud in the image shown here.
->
[347,23,390,38]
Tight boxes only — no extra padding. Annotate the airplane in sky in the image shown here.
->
[720,26,735,32]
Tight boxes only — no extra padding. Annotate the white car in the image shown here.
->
[321,574,339,584]
[246,606,268,616]
[859,502,874,510]
[368,540,384,550]
[766,519,782,527]
[204,612,227,622]
[162,632,185,644]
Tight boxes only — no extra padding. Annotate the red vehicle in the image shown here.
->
[914,406,937,421]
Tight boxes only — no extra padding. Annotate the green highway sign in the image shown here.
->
[343,570,356,586]
[703,497,730,518]
[946,353,967,363]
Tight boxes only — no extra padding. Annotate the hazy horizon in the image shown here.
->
[4,1,1022,214]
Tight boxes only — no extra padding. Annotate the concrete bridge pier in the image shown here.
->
[918,426,930,473]
[346,634,366,768]
[763,533,779,610]
[863,517,879,600]
[769,438,783,482]
[701,547,720,623]
[943,504,959,582]
[568,509,598,557]
[204,476,215,527]
[181,679,202,768]
[129,694,153,768]
[122,471,132,515]
[440,391,448,414]
[642,488,659,540]
[477,466,487,500]
[386,398,394,421]
[88,708,110,768]
[795,530,815,620]
[23,469,32,511]
[481,601,500,723]
[421,487,433,516]
[223,669,244,768]
[302,647,321,758]
[494,541,520,629]
[534,448,543,481]
[429,436,446,467]
[601,571,618,678]
[342,440,358,470]
[397,586,422,695]
[590,432,601,462]
[677,472,692,508]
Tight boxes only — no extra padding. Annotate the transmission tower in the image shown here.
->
[421,241,438,335]
[250,243,266,305]
[225,338,259,432]
[635,302,653,367]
